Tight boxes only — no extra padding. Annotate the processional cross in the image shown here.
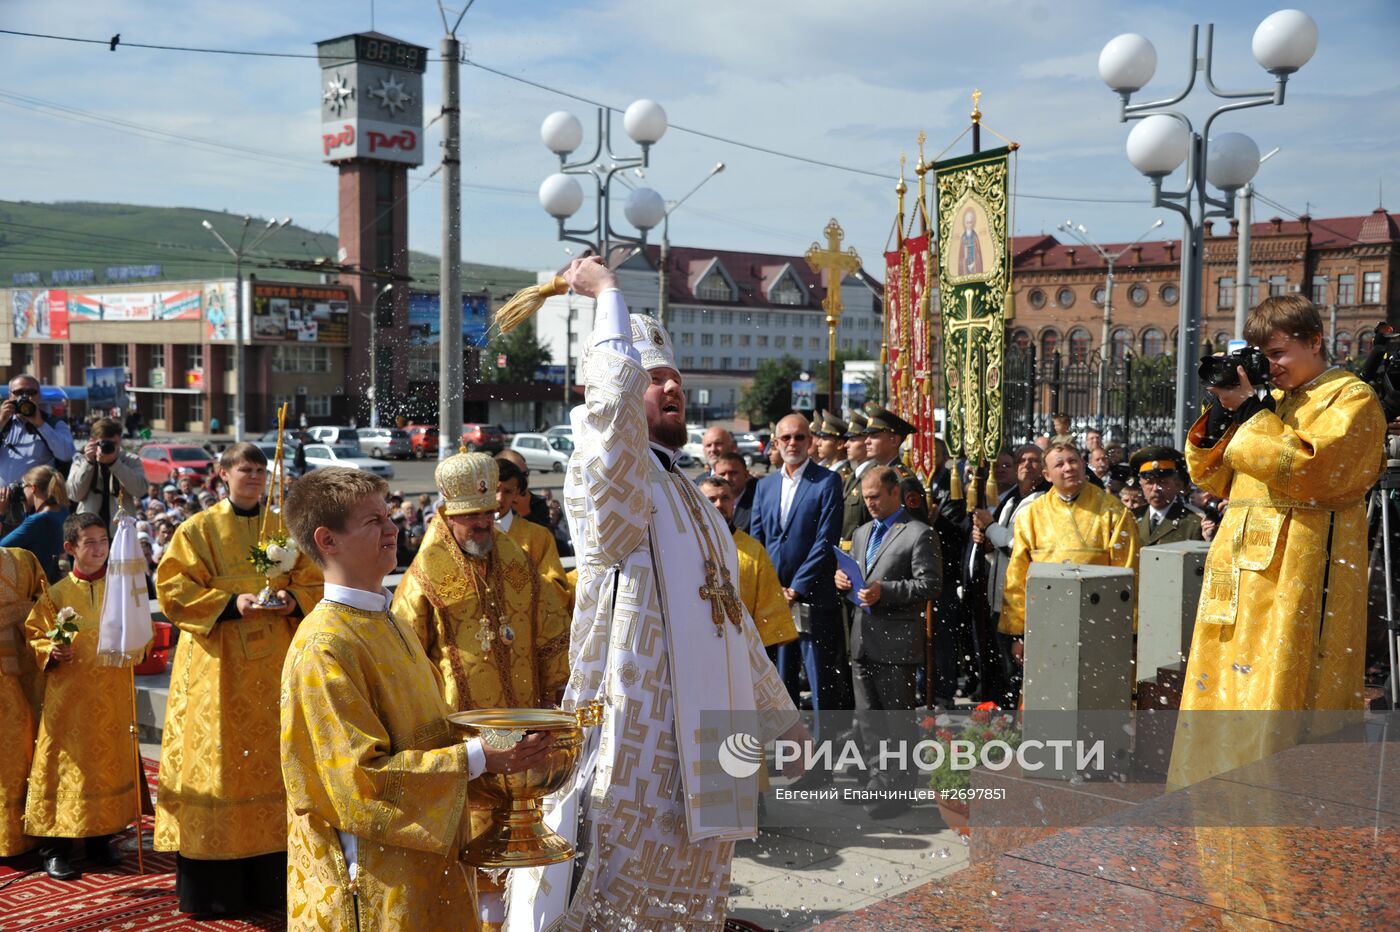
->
[805,219,863,412]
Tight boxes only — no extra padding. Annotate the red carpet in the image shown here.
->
[0,760,282,931]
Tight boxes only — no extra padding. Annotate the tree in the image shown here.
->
[740,354,804,427]
[482,325,552,384]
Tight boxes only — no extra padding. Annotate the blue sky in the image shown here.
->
[2,0,1397,278]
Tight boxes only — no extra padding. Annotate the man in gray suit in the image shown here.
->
[835,466,941,818]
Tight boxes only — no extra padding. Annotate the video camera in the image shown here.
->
[1198,345,1270,390]
[1359,321,1400,423]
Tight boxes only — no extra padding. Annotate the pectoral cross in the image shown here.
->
[475,616,495,651]
[698,560,744,636]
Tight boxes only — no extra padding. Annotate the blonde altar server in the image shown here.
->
[154,443,323,915]
[507,257,804,932]
[0,545,46,857]
[281,467,552,930]
[392,450,569,930]
[999,440,1140,660]
[24,514,148,880]
[1169,296,1386,787]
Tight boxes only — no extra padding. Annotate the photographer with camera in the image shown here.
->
[1,374,76,535]
[66,416,145,530]
[1180,295,1387,715]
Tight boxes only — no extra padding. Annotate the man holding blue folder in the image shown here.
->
[835,466,941,817]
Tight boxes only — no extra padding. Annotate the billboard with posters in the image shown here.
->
[249,282,352,344]
[66,289,201,322]
[11,289,70,339]
[406,292,490,347]
[204,281,237,341]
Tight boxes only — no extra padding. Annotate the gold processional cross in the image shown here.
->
[805,219,864,405]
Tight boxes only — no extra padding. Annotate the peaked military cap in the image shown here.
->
[862,406,917,437]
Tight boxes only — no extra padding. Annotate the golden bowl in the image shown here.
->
[448,703,602,869]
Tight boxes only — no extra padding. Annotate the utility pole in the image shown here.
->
[438,2,472,459]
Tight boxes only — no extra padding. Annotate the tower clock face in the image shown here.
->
[317,33,427,166]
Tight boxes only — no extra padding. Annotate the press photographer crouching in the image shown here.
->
[1181,295,1387,714]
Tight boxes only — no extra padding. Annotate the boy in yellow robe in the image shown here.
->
[999,440,1140,665]
[699,476,798,650]
[391,450,569,930]
[154,442,323,915]
[0,545,46,857]
[1169,297,1386,787]
[280,467,551,930]
[24,513,146,880]
[494,456,573,611]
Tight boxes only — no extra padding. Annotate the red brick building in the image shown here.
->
[1001,208,1400,364]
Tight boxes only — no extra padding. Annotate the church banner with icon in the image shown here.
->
[935,145,1011,465]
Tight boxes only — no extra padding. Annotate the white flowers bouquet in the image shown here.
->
[46,606,80,644]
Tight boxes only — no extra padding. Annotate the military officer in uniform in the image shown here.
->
[815,412,853,483]
[1130,445,1205,545]
[842,408,916,546]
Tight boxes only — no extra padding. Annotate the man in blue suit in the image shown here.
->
[751,412,845,734]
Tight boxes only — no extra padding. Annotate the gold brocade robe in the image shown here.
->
[392,515,569,713]
[998,482,1141,637]
[24,574,144,838]
[280,600,477,931]
[502,513,574,611]
[734,528,798,648]
[1180,369,1385,713]
[1,547,46,855]
[154,500,323,859]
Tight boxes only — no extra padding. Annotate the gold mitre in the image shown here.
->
[435,450,498,516]
[629,313,678,372]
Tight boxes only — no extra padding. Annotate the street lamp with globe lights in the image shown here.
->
[1098,9,1317,443]
[538,100,669,262]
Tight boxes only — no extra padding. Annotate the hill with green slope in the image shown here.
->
[0,200,534,296]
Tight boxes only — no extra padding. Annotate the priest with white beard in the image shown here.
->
[507,257,805,931]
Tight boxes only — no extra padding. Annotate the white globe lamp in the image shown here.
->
[1206,132,1261,192]
[623,99,668,146]
[539,173,583,219]
[624,187,666,232]
[1098,34,1158,93]
[1126,115,1189,178]
[540,111,584,156]
[1253,10,1318,75]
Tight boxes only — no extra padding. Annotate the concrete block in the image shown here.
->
[1137,540,1210,677]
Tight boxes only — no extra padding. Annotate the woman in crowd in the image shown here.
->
[0,465,71,582]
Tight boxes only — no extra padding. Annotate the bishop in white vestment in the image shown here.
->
[508,258,801,931]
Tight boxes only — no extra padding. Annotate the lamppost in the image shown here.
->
[658,162,725,333]
[1056,218,1163,432]
[1233,146,1281,341]
[1098,9,1317,443]
[538,101,668,262]
[368,282,392,429]
[201,216,292,441]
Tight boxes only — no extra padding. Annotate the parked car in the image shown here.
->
[359,427,413,459]
[306,426,362,448]
[460,423,505,453]
[404,425,439,459]
[735,432,765,467]
[251,441,304,477]
[543,424,573,442]
[302,443,395,479]
[682,429,706,466]
[138,443,216,484]
[510,433,572,473]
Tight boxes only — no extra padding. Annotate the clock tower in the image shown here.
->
[316,31,427,424]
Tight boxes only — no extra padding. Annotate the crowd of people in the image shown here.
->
[1,270,1397,929]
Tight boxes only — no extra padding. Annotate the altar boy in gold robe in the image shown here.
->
[0,546,46,857]
[280,467,551,930]
[1168,296,1386,787]
[154,443,323,915]
[24,513,147,881]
